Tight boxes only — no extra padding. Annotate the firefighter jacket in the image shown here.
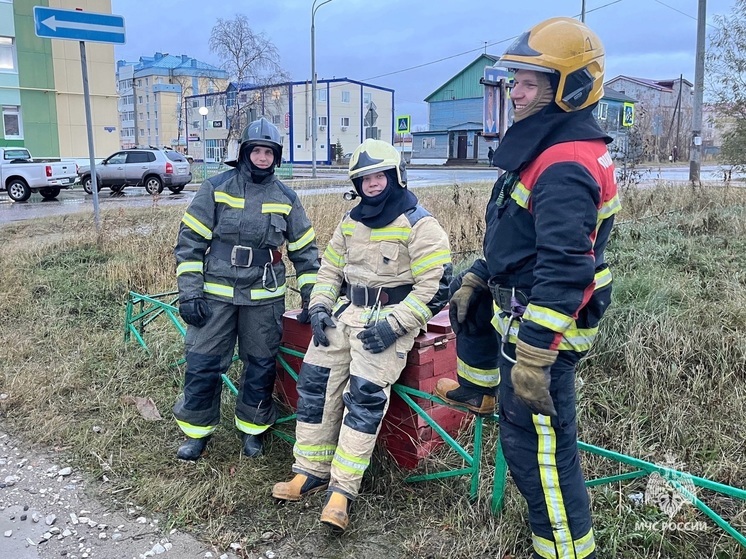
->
[471,105,620,353]
[311,205,452,333]
[175,167,319,305]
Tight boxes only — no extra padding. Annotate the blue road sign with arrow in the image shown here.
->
[33,6,126,45]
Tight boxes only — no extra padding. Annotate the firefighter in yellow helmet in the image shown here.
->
[435,17,619,558]
[272,139,452,531]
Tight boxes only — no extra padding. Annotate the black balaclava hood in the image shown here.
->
[349,169,418,229]
[239,144,276,183]
[492,100,611,172]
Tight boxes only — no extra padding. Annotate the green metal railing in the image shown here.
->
[124,290,746,548]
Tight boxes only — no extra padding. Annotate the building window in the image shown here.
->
[423,138,436,149]
[227,91,236,107]
[340,117,350,127]
[597,102,608,120]
[206,97,213,107]
[318,89,327,102]
[206,139,227,162]
[364,92,372,105]
[318,116,328,126]
[272,89,282,101]
[0,37,17,72]
[2,106,22,139]
[272,114,281,125]
[191,99,200,108]
[341,90,350,103]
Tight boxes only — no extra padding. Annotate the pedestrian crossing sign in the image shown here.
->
[622,102,635,127]
[396,115,411,134]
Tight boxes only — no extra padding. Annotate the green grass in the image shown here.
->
[1,182,746,557]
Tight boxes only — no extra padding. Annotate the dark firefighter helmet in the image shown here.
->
[225,117,283,167]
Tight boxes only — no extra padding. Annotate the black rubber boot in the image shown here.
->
[176,435,210,461]
[242,433,264,458]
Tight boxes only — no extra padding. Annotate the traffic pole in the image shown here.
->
[80,40,101,233]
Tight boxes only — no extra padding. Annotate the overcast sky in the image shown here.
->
[112,0,735,127]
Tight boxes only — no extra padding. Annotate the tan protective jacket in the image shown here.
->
[311,205,452,332]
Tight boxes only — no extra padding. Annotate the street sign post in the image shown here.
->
[396,115,411,135]
[33,6,125,44]
[33,7,126,234]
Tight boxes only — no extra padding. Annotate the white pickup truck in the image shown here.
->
[0,147,78,202]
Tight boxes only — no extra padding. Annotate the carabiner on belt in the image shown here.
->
[261,262,279,292]
[500,288,526,365]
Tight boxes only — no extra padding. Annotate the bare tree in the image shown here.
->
[209,14,289,144]
[706,0,746,169]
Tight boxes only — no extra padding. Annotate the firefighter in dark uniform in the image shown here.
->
[437,17,620,558]
[173,117,319,461]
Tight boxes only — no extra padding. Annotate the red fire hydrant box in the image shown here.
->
[276,307,469,469]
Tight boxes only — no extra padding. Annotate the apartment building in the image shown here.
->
[184,78,394,164]
[116,53,228,151]
[1,0,119,157]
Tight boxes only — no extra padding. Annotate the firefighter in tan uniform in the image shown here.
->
[272,139,452,531]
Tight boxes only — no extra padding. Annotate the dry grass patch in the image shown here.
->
[1,183,746,558]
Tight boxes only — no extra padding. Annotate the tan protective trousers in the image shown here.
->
[292,305,417,497]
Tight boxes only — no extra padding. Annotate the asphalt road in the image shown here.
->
[0,165,736,226]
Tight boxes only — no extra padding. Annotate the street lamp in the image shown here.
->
[311,0,334,178]
[199,106,209,181]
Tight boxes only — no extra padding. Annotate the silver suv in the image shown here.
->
[79,148,192,195]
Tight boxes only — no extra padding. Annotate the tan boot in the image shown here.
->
[320,491,350,531]
[434,378,496,415]
[272,473,328,502]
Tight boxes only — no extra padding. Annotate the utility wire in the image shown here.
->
[361,0,623,82]
[653,0,718,29]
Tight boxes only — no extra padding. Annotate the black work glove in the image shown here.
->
[448,272,488,336]
[179,297,212,328]
[357,318,401,354]
[309,304,336,347]
[296,294,311,324]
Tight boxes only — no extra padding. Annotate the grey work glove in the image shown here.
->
[357,318,401,354]
[179,297,212,328]
[309,304,335,347]
[448,272,488,335]
[511,339,558,416]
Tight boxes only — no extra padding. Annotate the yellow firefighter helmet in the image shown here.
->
[348,139,407,187]
[499,17,605,112]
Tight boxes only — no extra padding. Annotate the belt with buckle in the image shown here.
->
[347,284,412,307]
[210,240,282,267]
[487,280,530,314]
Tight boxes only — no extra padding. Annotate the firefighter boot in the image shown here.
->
[272,473,329,501]
[320,490,351,532]
[434,378,495,415]
[176,435,210,461]
[242,433,263,458]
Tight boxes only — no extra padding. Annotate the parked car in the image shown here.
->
[161,146,193,165]
[78,148,192,195]
[0,147,77,202]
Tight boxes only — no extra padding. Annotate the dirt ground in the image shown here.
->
[0,423,239,559]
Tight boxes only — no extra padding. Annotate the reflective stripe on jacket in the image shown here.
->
[311,205,452,333]
[475,139,619,351]
[174,167,319,305]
